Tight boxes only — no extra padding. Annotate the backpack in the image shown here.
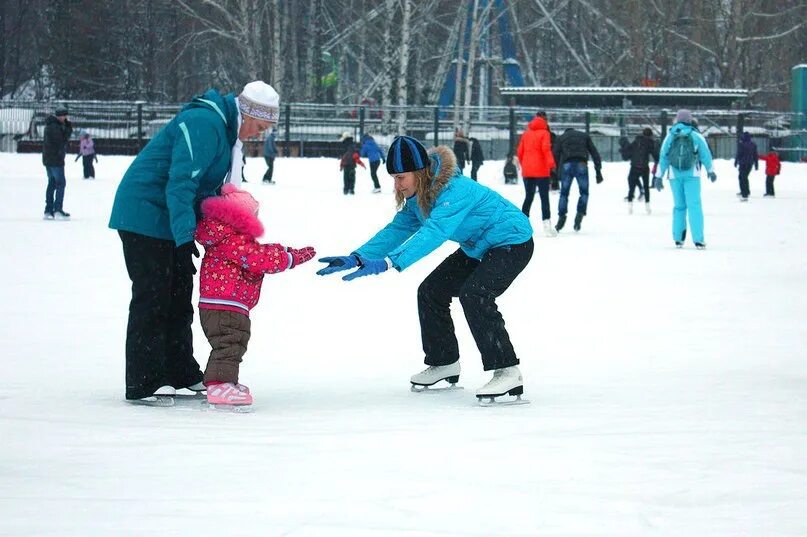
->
[667,130,697,171]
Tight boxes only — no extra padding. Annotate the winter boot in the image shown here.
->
[542,219,558,237]
[54,210,71,220]
[43,211,55,220]
[555,214,567,232]
[410,362,460,390]
[645,202,651,215]
[207,382,253,410]
[573,213,584,231]
[628,201,634,215]
[695,242,707,250]
[475,365,525,403]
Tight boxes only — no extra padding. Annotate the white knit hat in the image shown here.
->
[237,81,280,122]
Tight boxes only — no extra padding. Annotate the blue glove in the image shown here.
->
[652,175,664,191]
[708,171,717,183]
[342,256,391,282]
[316,255,360,276]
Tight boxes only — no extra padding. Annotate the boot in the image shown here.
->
[410,363,460,388]
[573,213,584,231]
[476,366,523,397]
[542,219,558,237]
[628,201,634,215]
[207,382,253,409]
[645,202,651,215]
[555,214,566,232]
[54,209,71,220]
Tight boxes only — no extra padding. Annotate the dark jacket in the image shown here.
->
[625,134,659,170]
[453,136,469,165]
[469,138,484,164]
[263,132,277,158]
[42,115,73,167]
[553,128,602,170]
[735,132,759,170]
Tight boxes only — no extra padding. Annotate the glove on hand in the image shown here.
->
[595,170,604,184]
[176,241,200,275]
[708,171,717,183]
[652,176,664,191]
[74,154,80,162]
[342,256,390,282]
[287,246,316,268]
[316,255,360,276]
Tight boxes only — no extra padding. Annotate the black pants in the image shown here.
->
[263,157,275,182]
[738,166,752,198]
[627,166,650,202]
[470,161,482,181]
[766,175,775,195]
[342,167,356,194]
[119,231,202,399]
[550,170,560,191]
[369,160,381,189]
[417,239,534,371]
[82,155,95,178]
[522,178,551,220]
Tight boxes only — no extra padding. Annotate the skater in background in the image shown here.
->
[339,132,366,195]
[359,133,384,193]
[618,136,644,201]
[195,184,315,410]
[517,113,557,237]
[469,136,484,181]
[262,127,277,184]
[535,111,560,191]
[759,150,781,197]
[317,137,534,404]
[75,131,98,180]
[734,132,758,202]
[553,126,603,232]
[653,109,717,249]
[109,81,279,404]
[623,128,659,214]
[42,105,73,219]
[503,152,519,184]
[453,128,469,173]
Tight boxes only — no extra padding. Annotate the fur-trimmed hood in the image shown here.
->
[426,145,459,196]
[199,194,264,240]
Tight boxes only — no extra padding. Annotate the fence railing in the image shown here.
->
[2,100,805,161]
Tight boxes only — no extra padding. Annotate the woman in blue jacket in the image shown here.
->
[359,134,384,192]
[317,136,534,403]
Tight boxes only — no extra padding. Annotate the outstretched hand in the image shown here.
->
[287,246,316,268]
[316,255,360,276]
[342,256,391,281]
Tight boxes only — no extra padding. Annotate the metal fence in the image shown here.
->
[1,100,805,162]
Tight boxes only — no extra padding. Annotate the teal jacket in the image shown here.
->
[109,89,239,246]
[355,147,533,271]
[657,122,714,180]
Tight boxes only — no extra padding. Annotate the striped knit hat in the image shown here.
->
[386,136,429,174]
[237,81,280,122]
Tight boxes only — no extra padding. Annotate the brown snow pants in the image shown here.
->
[200,309,251,384]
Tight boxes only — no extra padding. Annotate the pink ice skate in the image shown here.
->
[206,382,253,412]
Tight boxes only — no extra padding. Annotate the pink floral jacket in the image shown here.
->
[195,195,292,315]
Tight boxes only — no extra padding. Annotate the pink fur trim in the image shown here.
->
[200,195,264,238]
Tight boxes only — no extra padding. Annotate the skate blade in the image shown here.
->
[209,403,253,413]
[477,395,531,407]
[410,383,463,393]
[127,396,175,408]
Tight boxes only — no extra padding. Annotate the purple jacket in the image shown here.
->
[734,132,758,170]
[79,137,95,156]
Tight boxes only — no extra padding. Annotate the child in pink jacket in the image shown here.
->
[195,183,315,410]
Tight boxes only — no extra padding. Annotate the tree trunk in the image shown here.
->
[396,0,411,134]
[461,0,480,134]
[452,0,468,132]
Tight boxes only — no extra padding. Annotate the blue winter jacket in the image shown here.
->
[657,122,714,180]
[359,135,384,163]
[263,132,277,158]
[109,89,239,246]
[355,146,533,271]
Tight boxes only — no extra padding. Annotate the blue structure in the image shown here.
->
[438,0,524,108]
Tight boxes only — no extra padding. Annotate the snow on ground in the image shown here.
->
[0,152,806,536]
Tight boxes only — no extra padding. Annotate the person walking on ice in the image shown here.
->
[653,109,717,249]
[316,136,534,405]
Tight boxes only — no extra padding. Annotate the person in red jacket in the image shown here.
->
[516,114,557,237]
[758,150,781,197]
[195,184,316,410]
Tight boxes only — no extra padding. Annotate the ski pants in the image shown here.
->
[369,160,381,189]
[82,155,95,179]
[263,157,275,182]
[417,239,534,371]
[738,165,752,198]
[44,166,66,213]
[627,166,650,202]
[522,177,551,220]
[558,161,589,217]
[342,167,356,194]
[200,309,251,385]
[669,176,704,244]
[119,231,202,400]
[766,175,775,196]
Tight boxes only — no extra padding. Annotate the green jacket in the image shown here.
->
[109,89,239,246]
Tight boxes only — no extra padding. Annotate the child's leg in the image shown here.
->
[766,175,775,195]
[200,309,251,385]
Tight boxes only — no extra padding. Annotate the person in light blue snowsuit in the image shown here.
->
[654,109,716,249]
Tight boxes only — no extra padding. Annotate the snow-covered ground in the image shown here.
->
[1,152,806,536]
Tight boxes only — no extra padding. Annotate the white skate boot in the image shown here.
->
[542,219,558,238]
[410,362,461,391]
[128,385,176,407]
[476,366,529,406]
[628,201,634,215]
[645,202,651,215]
